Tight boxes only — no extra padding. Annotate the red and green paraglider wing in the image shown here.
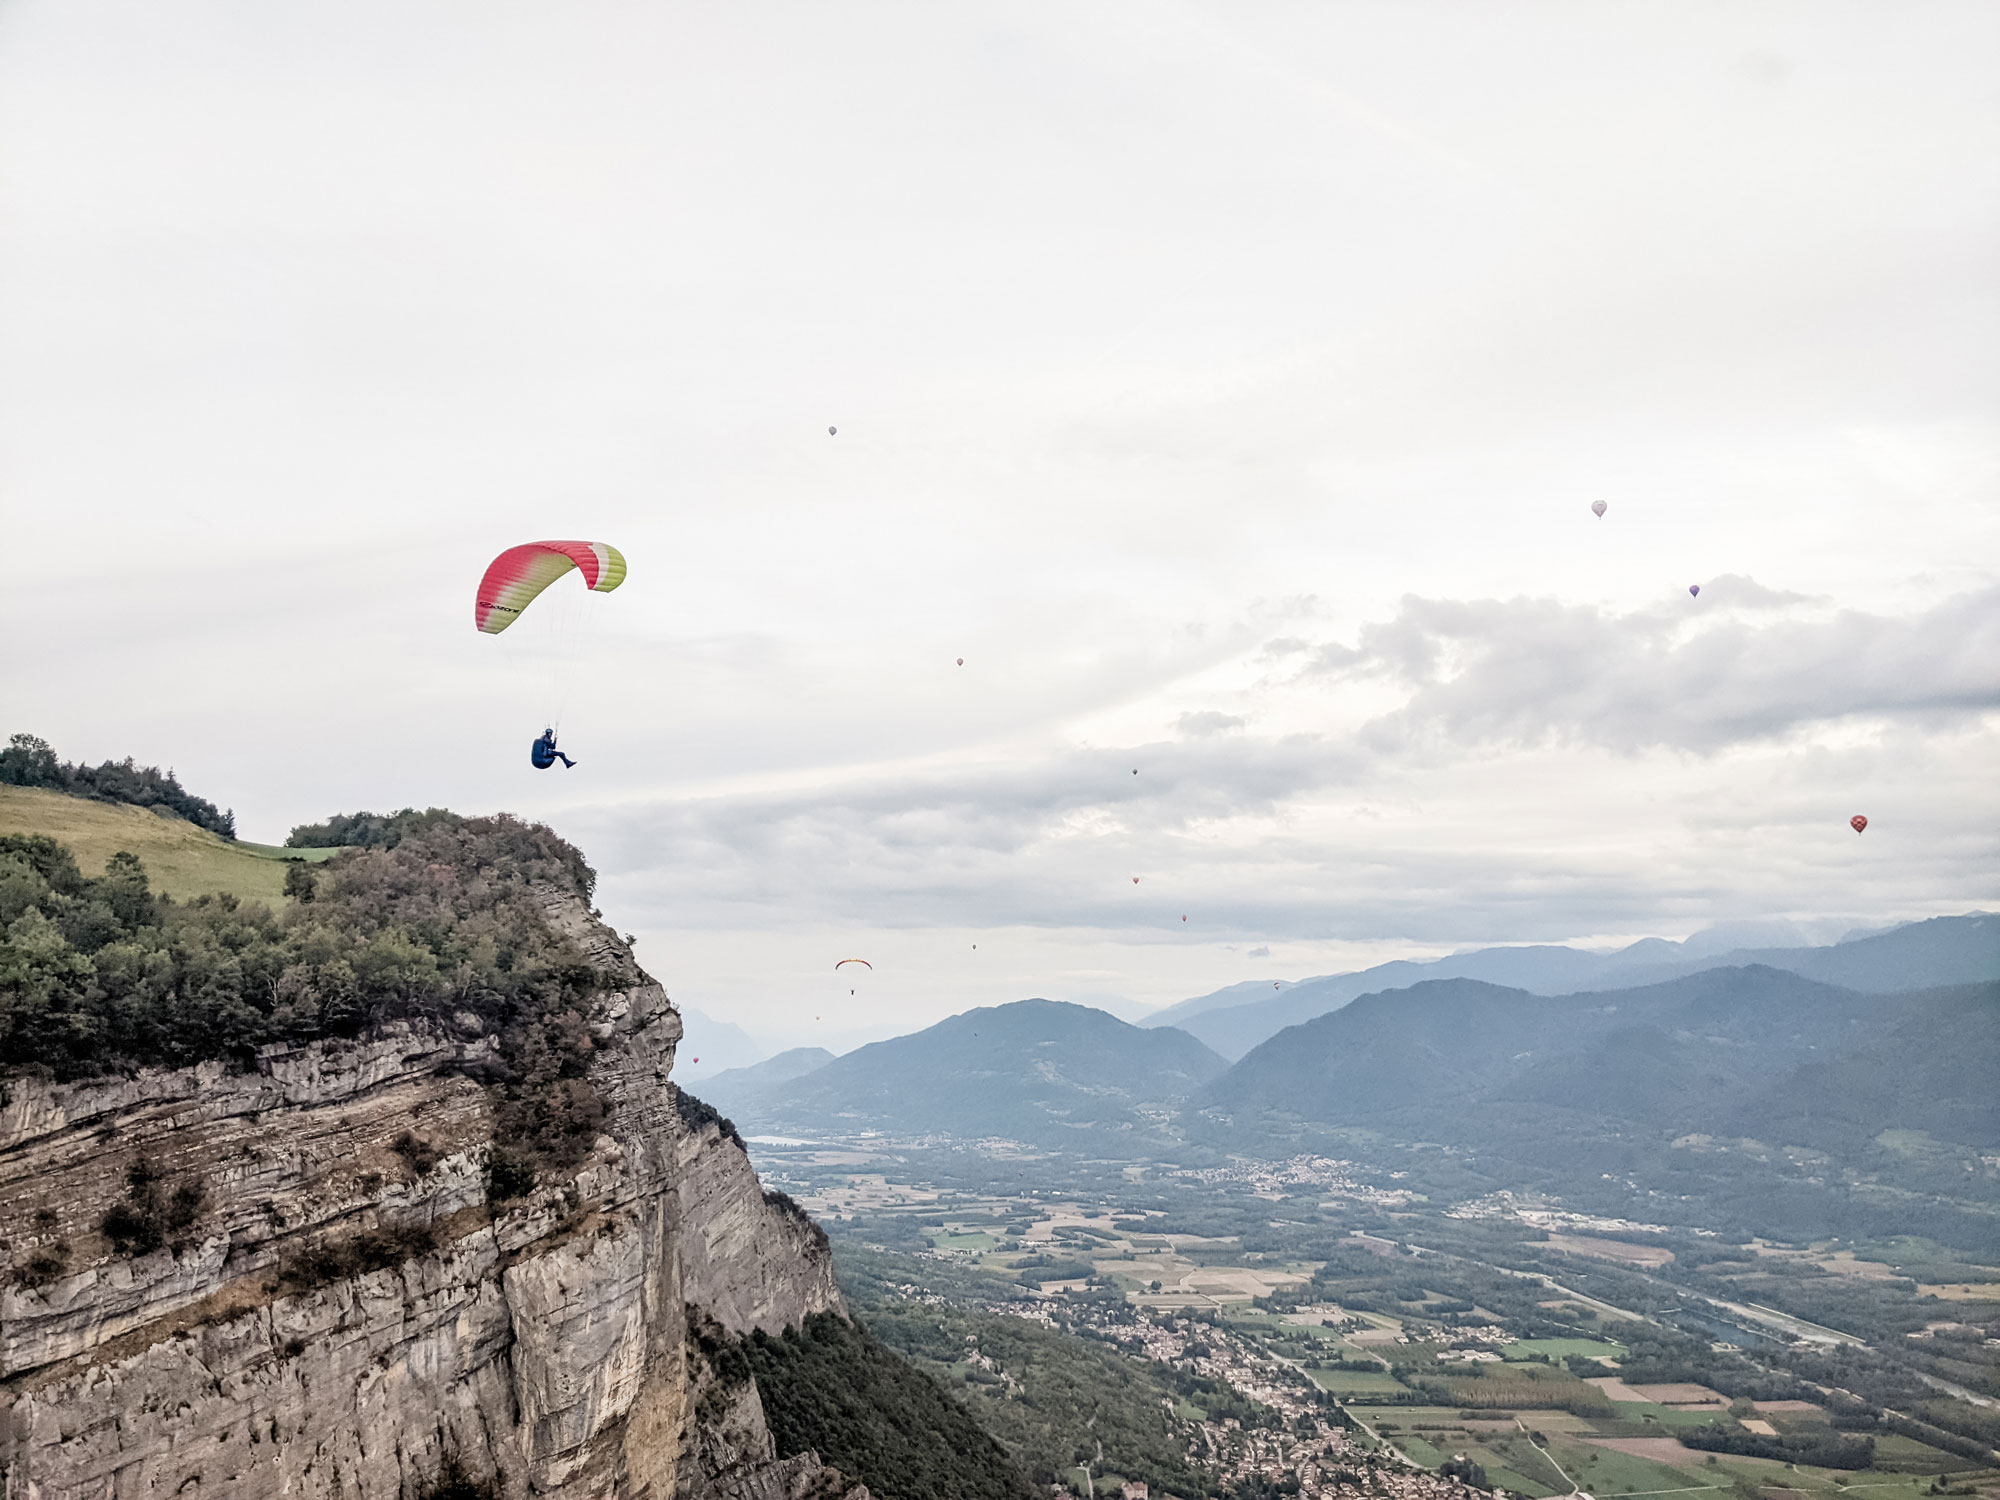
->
[475,541,627,635]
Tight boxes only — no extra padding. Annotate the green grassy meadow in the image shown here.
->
[0,784,337,905]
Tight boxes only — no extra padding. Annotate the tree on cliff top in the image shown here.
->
[2,732,236,839]
[0,813,605,1077]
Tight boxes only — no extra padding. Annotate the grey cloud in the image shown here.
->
[575,583,2000,943]
[1176,710,1245,737]
[1316,582,2000,754]
[576,731,1365,927]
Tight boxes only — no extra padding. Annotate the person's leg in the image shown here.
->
[557,751,577,768]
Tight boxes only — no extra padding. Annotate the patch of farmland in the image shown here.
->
[1544,1232,1677,1268]
[1586,1376,1647,1402]
[1629,1383,1726,1406]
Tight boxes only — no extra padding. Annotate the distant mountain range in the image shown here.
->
[1145,912,1999,1058]
[698,1047,837,1117]
[1195,964,1999,1243]
[672,1006,768,1082]
[1204,966,2000,1149]
[709,998,1225,1148]
[691,917,2000,1246]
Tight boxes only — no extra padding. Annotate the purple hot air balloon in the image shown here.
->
[1591,500,1608,518]
[1689,584,1701,597]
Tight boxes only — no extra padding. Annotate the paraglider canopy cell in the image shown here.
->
[1850,814,1869,834]
[1591,500,1608,518]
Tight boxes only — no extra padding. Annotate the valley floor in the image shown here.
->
[743,1135,2000,1500]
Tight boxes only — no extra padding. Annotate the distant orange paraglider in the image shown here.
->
[1850,814,1868,834]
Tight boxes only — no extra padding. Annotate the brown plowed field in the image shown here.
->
[1631,1383,1725,1405]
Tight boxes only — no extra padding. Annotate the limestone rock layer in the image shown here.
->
[0,899,860,1500]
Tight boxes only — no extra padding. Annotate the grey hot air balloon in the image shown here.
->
[1591,500,1608,518]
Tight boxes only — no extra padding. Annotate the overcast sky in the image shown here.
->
[3,2,1995,1055]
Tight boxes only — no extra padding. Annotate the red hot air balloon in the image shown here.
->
[1591,500,1608,518]
[1851,814,1868,834]
[1131,877,1140,885]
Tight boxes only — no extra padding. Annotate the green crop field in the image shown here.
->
[1308,1368,1408,1394]
[0,784,339,906]
[1505,1337,1627,1360]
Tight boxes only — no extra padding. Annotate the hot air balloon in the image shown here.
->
[1851,815,1868,834]
[1591,500,1608,518]
[1689,584,1701,597]
[828,426,837,436]
[956,658,964,666]
[1131,877,1141,885]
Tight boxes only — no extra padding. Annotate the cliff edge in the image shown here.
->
[0,823,862,1500]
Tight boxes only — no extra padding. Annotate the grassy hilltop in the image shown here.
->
[0,784,333,906]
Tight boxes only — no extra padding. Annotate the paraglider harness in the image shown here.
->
[531,729,575,770]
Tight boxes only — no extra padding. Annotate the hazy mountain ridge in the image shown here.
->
[1196,965,2000,1242]
[699,1047,839,1119]
[717,999,1226,1147]
[1148,911,2000,1058]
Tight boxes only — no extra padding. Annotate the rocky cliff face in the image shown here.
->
[0,894,860,1500]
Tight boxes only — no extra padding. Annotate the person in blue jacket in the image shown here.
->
[531,728,576,770]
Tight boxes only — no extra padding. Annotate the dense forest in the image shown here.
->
[284,806,459,850]
[0,814,617,1185]
[739,1310,1037,1500]
[1,732,235,838]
